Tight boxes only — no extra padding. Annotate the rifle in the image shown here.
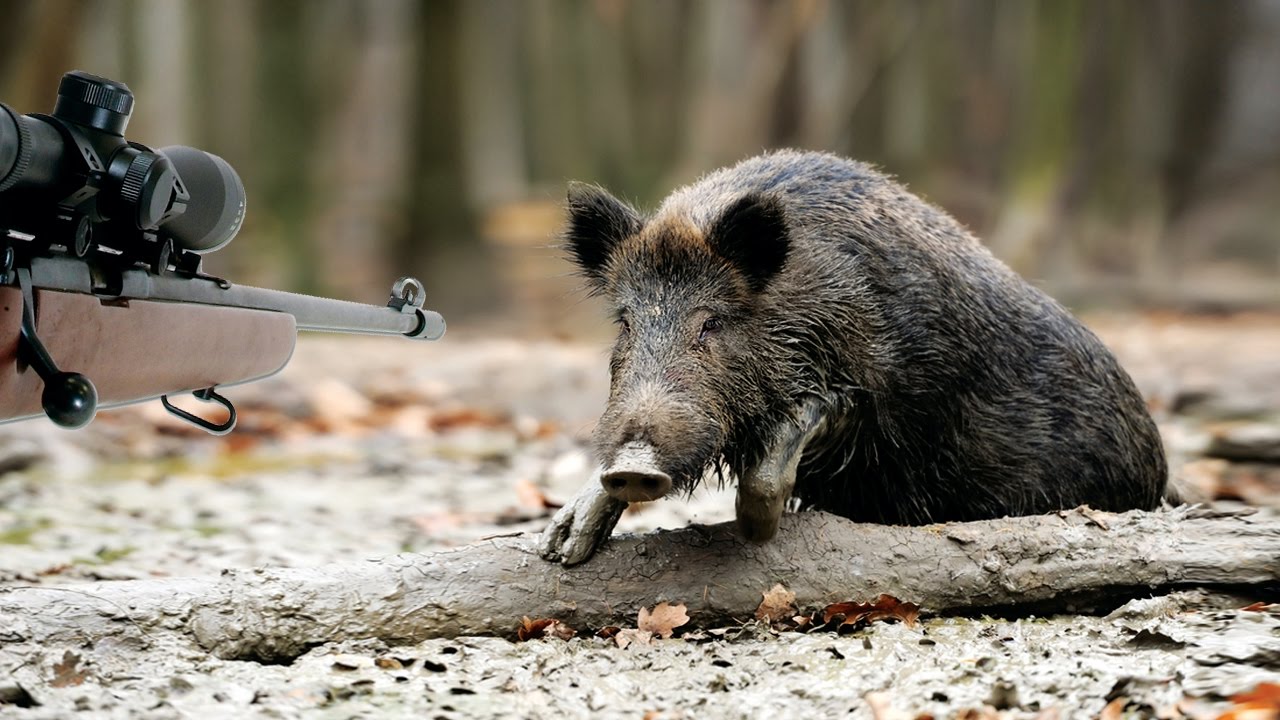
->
[0,71,444,433]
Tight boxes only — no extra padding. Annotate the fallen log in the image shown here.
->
[0,506,1276,663]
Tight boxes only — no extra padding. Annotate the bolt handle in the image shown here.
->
[40,371,97,429]
[15,267,99,429]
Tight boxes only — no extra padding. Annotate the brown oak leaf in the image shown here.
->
[1099,697,1131,720]
[637,602,689,639]
[821,594,920,629]
[614,628,654,649]
[1218,682,1280,720]
[516,616,576,641]
[50,651,89,688]
[755,583,797,623]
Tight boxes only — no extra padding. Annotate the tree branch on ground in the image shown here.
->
[1,506,1275,663]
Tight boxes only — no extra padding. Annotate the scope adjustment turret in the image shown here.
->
[53,71,134,136]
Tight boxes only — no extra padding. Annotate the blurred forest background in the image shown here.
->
[1,0,1277,337]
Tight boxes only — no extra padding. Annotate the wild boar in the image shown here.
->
[540,150,1168,565]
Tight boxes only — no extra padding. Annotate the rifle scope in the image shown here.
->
[0,70,245,257]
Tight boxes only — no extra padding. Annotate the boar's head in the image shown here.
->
[564,182,792,503]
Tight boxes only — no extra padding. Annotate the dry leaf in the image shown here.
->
[821,594,920,629]
[1100,697,1129,720]
[953,708,1000,720]
[1077,505,1112,530]
[596,626,621,639]
[615,628,653,649]
[637,602,690,639]
[516,616,576,642]
[516,616,549,641]
[755,583,797,623]
[430,407,509,432]
[50,651,89,688]
[541,620,577,641]
[1217,682,1280,720]
[1241,602,1277,613]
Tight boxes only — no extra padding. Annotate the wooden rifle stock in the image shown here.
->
[0,287,295,424]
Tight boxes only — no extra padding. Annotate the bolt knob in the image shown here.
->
[41,372,98,429]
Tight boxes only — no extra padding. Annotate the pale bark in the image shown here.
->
[0,507,1275,663]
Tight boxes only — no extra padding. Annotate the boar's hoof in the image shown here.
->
[539,475,627,565]
[600,442,672,502]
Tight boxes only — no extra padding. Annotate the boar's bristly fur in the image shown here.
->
[559,149,1168,540]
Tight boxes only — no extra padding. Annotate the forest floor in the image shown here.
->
[0,312,1278,719]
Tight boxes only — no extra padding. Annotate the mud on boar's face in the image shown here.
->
[565,182,791,504]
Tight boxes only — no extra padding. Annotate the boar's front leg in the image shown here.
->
[736,397,827,542]
[539,468,628,565]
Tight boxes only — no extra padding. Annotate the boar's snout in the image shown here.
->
[600,441,673,502]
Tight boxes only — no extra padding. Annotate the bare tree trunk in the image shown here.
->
[458,0,527,209]
[185,0,260,284]
[2,0,84,112]
[310,0,416,299]
[79,0,126,83]
[675,0,807,180]
[133,0,192,145]
[1,507,1275,664]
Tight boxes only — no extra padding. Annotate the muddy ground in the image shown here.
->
[1,313,1278,719]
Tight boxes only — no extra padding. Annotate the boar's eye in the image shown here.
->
[617,316,631,335]
[699,316,723,342]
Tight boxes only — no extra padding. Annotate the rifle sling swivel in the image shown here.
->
[161,387,237,435]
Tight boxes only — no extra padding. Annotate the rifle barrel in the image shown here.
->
[24,256,445,340]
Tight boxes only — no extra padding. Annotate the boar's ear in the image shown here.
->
[707,193,789,292]
[564,182,642,284]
